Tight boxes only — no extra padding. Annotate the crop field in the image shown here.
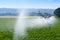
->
[0,16,60,40]
[0,18,16,40]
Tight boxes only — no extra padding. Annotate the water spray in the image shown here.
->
[13,9,56,40]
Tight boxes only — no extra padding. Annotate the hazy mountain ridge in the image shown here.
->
[0,8,18,13]
[0,8,55,16]
[27,9,55,14]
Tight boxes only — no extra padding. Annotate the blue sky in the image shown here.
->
[0,0,60,9]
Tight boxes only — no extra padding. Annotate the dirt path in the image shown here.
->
[0,16,55,18]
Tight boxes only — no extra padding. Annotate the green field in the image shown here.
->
[0,18,16,40]
[0,18,60,40]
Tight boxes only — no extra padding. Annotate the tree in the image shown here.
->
[37,11,43,16]
[43,13,49,18]
[54,8,60,18]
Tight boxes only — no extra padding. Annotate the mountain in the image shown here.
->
[0,8,18,16]
[27,9,55,14]
[0,8,18,13]
[0,8,55,16]
[26,9,55,16]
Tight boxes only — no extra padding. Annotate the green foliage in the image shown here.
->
[19,18,60,40]
[0,18,16,40]
[43,13,51,18]
[0,18,60,40]
[54,8,60,18]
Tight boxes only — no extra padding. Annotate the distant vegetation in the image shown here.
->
[29,10,54,18]
[0,8,18,16]
[54,8,60,18]
[0,13,18,16]
[0,8,54,17]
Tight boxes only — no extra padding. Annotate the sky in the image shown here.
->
[0,0,60,9]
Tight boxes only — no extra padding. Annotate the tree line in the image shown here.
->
[0,7,59,18]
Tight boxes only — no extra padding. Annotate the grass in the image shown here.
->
[0,18,60,40]
[19,18,60,40]
[0,18,16,40]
